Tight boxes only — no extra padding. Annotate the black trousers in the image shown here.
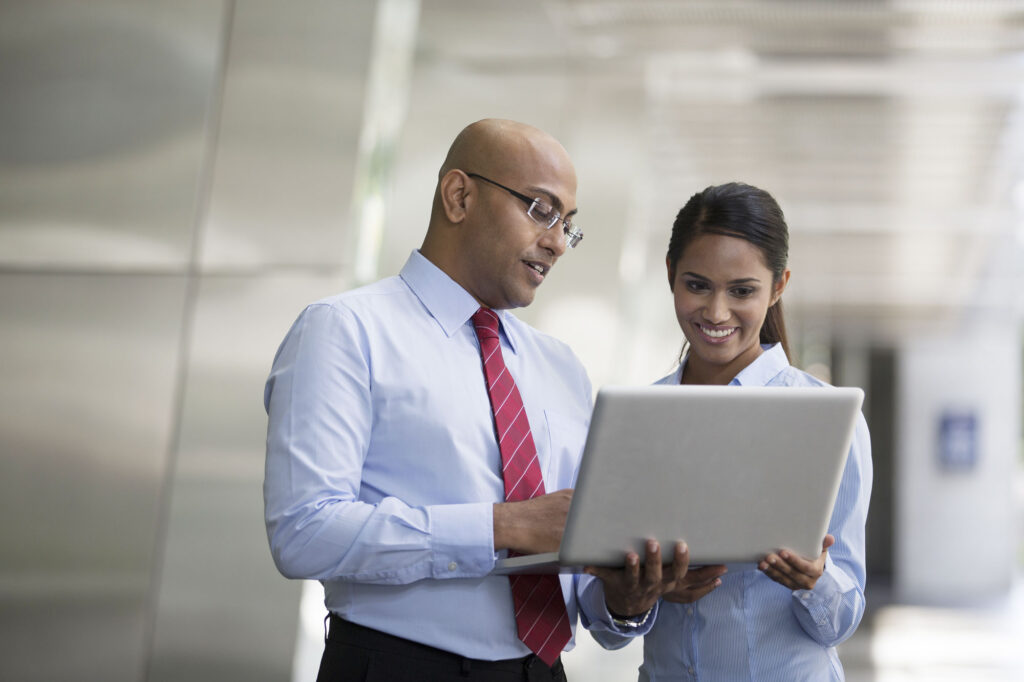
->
[316,614,568,682]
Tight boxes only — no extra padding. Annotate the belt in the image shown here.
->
[326,613,562,677]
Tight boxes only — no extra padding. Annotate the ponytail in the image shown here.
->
[760,299,790,361]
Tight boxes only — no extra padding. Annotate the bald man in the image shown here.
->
[264,119,688,681]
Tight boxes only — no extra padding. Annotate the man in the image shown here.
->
[264,119,688,681]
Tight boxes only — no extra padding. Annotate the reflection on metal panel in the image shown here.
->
[147,273,344,682]
[0,1,225,270]
[199,0,377,270]
[349,0,420,284]
[0,273,189,682]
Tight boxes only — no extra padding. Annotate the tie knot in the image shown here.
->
[471,307,500,341]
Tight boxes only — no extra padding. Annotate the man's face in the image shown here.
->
[459,145,578,310]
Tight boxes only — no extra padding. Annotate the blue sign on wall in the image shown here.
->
[938,411,978,472]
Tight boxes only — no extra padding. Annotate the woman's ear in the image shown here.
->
[439,169,470,223]
[666,257,675,292]
[771,268,791,305]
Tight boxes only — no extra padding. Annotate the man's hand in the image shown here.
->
[493,489,573,554]
[662,563,727,604]
[758,534,834,590]
[585,540,690,618]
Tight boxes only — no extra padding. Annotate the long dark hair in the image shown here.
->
[667,182,791,361]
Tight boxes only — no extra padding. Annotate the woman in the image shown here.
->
[595,183,872,681]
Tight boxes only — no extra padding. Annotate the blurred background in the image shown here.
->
[1,0,1022,680]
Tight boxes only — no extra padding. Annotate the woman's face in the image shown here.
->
[669,233,789,384]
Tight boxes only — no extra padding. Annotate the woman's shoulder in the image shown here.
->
[652,366,683,386]
[768,364,831,389]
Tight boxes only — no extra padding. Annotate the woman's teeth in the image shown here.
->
[701,325,735,338]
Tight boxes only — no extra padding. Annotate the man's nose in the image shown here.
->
[538,224,567,258]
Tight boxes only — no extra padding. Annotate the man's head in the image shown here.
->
[421,119,578,310]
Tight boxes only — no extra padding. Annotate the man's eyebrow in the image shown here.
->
[525,185,577,217]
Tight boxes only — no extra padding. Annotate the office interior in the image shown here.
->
[0,1,1022,680]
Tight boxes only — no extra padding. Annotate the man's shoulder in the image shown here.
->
[309,276,411,315]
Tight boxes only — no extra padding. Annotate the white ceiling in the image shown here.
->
[383,0,1024,353]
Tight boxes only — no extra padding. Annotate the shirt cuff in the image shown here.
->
[428,501,495,578]
[576,574,658,636]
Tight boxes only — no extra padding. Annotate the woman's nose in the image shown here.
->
[704,293,730,324]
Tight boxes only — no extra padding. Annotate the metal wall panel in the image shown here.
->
[0,1,225,270]
[148,2,377,678]
[0,1,226,680]
[147,274,344,682]
[0,274,189,682]
[198,0,376,270]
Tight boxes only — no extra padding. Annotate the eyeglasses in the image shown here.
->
[465,172,583,249]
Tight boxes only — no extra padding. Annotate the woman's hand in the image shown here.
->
[758,534,834,590]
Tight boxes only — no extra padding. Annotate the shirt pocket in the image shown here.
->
[543,408,590,488]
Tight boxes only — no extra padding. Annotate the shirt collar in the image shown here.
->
[399,250,520,353]
[729,343,789,386]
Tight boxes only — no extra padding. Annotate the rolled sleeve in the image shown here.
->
[791,553,866,646]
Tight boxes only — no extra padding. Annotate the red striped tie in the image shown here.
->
[472,307,571,667]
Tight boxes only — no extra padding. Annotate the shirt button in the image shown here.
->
[448,562,457,572]
[688,666,695,675]
[686,607,694,616]
[801,592,810,600]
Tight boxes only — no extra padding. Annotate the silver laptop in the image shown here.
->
[493,384,863,574]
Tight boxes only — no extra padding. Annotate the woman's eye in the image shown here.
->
[684,280,708,292]
[731,287,754,298]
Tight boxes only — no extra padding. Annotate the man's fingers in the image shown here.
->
[669,542,690,583]
[623,551,641,586]
[689,577,723,599]
[662,574,723,603]
[641,540,663,585]
[686,563,727,583]
[584,565,615,582]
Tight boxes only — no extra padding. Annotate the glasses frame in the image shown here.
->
[465,172,583,248]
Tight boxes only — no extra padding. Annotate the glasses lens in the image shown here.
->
[564,224,583,249]
[527,200,560,229]
[527,197,581,248]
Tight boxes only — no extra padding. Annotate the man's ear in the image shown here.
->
[439,169,470,224]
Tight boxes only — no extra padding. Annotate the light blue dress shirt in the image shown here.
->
[264,250,642,660]
[592,343,873,681]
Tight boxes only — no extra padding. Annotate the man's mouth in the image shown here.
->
[524,260,550,276]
